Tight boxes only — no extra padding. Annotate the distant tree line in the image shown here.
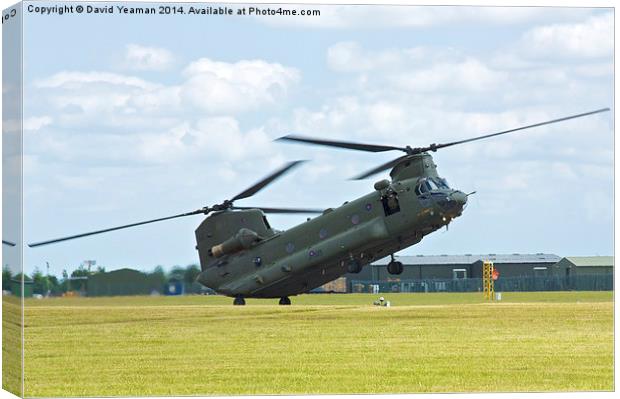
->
[2,264,202,296]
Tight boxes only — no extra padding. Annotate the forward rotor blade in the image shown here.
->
[232,206,323,214]
[417,108,610,154]
[353,155,410,180]
[277,135,405,153]
[2,240,16,247]
[28,209,206,248]
[230,160,306,202]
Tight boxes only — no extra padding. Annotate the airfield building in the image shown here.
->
[342,253,612,293]
[81,255,612,296]
[87,268,164,296]
[348,253,561,281]
[552,256,614,276]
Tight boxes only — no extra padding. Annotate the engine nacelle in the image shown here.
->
[210,228,260,258]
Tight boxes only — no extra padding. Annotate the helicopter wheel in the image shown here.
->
[233,296,246,306]
[387,261,404,275]
[278,296,291,305]
[346,259,362,273]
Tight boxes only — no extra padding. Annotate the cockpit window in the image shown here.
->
[416,179,428,195]
[434,177,450,189]
[415,177,450,195]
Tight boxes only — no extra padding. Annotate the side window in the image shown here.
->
[381,191,401,216]
[415,179,430,196]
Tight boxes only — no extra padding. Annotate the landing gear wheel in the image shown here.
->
[347,259,362,273]
[387,261,404,275]
[233,296,246,306]
[279,296,291,305]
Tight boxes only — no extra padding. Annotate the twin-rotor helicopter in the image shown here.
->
[26,108,609,305]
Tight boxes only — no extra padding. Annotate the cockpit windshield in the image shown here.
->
[434,177,450,189]
[415,177,450,195]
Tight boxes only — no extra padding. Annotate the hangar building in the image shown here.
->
[347,253,561,281]
[87,268,163,296]
[552,256,614,276]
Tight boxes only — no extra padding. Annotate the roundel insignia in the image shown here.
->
[365,203,372,211]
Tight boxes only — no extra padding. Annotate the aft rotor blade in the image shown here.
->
[277,135,406,153]
[353,155,410,180]
[232,206,323,214]
[2,240,16,247]
[418,108,610,154]
[230,160,306,202]
[28,209,206,248]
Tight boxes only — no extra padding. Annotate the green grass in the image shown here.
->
[22,290,614,307]
[19,292,613,396]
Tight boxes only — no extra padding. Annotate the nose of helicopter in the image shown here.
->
[451,191,467,215]
[435,190,467,218]
[451,191,468,209]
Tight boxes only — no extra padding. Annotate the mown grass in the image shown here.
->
[22,290,614,307]
[19,292,613,396]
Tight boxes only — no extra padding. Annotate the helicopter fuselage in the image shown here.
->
[196,153,467,298]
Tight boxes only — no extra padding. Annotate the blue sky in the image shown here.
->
[3,1,614,276]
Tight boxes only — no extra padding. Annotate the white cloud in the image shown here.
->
[327,42,404,72]
[24,116,53,131]
[134,117,275,165]
[23,56,304,178]
[180,58,300,113]
[327,42,467,73]
[327,42,508,97]
[125,44,174,71]
[322,38,613,115]
[36,71,158,90]
[572,63,613,78]
[520,13,613,59]
[395,58,506,93]
[34,73,157,127]
[31,57,301,135]
[127,86,181,114]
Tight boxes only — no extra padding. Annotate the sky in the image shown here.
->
[1,1,614,276]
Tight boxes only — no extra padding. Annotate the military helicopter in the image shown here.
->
[28,108,609,305]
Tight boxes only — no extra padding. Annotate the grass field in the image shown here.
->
[11,291,614,396]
